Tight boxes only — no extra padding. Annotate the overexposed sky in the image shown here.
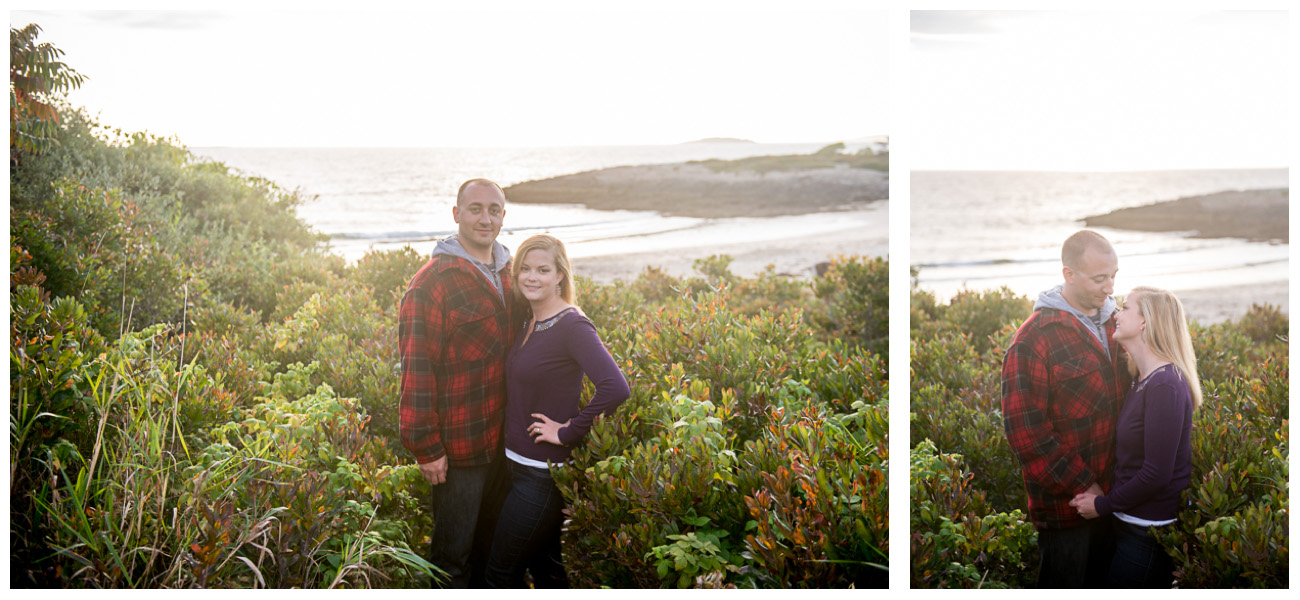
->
[10,4,889,148]
[911,10,1289,171]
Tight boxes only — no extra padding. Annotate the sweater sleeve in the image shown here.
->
[1095,380,1187,516]
[1001,339,1097,496]
[556,316,630,447]
[398,284,446,464]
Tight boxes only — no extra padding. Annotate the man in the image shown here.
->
[399,178,515,588]
[1001,230,1129,588]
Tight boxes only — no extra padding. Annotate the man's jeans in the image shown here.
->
[1036,516,1114,588]
[483,459,569,588]
[429,458,506,588]
[1108,519,1174,588]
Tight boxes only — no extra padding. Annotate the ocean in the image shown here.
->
[190,143,884,265]
[911,169,1289,302]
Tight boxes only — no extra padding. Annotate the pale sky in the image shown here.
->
[911,10,1289,171]
[10,3,889,148]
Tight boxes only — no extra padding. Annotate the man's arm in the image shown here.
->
[1001,341,1098,496]
[398,283,448,476]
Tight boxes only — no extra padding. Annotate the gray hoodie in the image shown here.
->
[433,235,511,301]
[1034,284,1116,359]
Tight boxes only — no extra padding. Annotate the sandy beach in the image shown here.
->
[572,219,888,284]
[1168,281,1288,326]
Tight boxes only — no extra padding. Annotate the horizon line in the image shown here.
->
[185,138,890,150]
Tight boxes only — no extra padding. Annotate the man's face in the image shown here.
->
[453,184,506,255]
[1062,246,1118,314]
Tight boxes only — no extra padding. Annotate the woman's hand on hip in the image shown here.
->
[528,413,570,447]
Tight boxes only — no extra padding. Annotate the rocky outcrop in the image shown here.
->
[503,163,888,218]
[1083,188,1288,243]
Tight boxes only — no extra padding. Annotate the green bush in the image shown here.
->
[556,374,887,588]
[349,246,429,311]
[9,282,108,581]
[941,287,1032,355]
[258,286,401,441]
[810,255,889,359]
[11,178,190,334]
[910,384,1024,514]
[553,271,888,588]
[740,398,888,588]
[1156,353,1288,588]
[1232,302,1289,345]
[909,441,1037,588]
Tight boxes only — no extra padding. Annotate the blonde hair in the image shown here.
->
[1124,286,1203,410]
[513,234,576,305]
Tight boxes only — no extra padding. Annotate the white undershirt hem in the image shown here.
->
[505,448,558,469]
[1115,511,1176,527]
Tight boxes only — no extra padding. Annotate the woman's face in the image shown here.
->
[517,248,563,304]
[1114,292,1146,346]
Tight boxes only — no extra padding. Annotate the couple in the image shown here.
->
[1002,230,1202,589]
[397,179,630,588]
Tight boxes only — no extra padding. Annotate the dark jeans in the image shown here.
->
[1108,519,1174,588]
[484,459,569,588]
[1036,516,1114,588]
[429,458,508,588]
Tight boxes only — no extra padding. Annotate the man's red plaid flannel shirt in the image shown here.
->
[399,254,516,467]
[1001,307,1129,530]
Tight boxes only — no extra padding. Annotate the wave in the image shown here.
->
[326,216,671,244]
[914,244,1204,270]
[1163,257,1289,273]
[914,257,1050,269]
[331,230,455,241]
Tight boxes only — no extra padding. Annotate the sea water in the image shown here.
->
[191,143,884,264]
[911,169,1289,302]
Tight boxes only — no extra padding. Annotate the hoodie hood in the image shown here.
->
[1035,284,1116,358]
[433,235,511,299]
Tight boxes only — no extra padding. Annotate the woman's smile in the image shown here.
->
[517,248,563,304]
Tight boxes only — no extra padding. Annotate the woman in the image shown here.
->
[484,234,630,588]
[1069,286,1202,588]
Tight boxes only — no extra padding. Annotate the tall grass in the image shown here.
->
[15,320,442,588]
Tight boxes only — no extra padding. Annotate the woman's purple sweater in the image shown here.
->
[1094,364,1194,522]
[504,308,629,464]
